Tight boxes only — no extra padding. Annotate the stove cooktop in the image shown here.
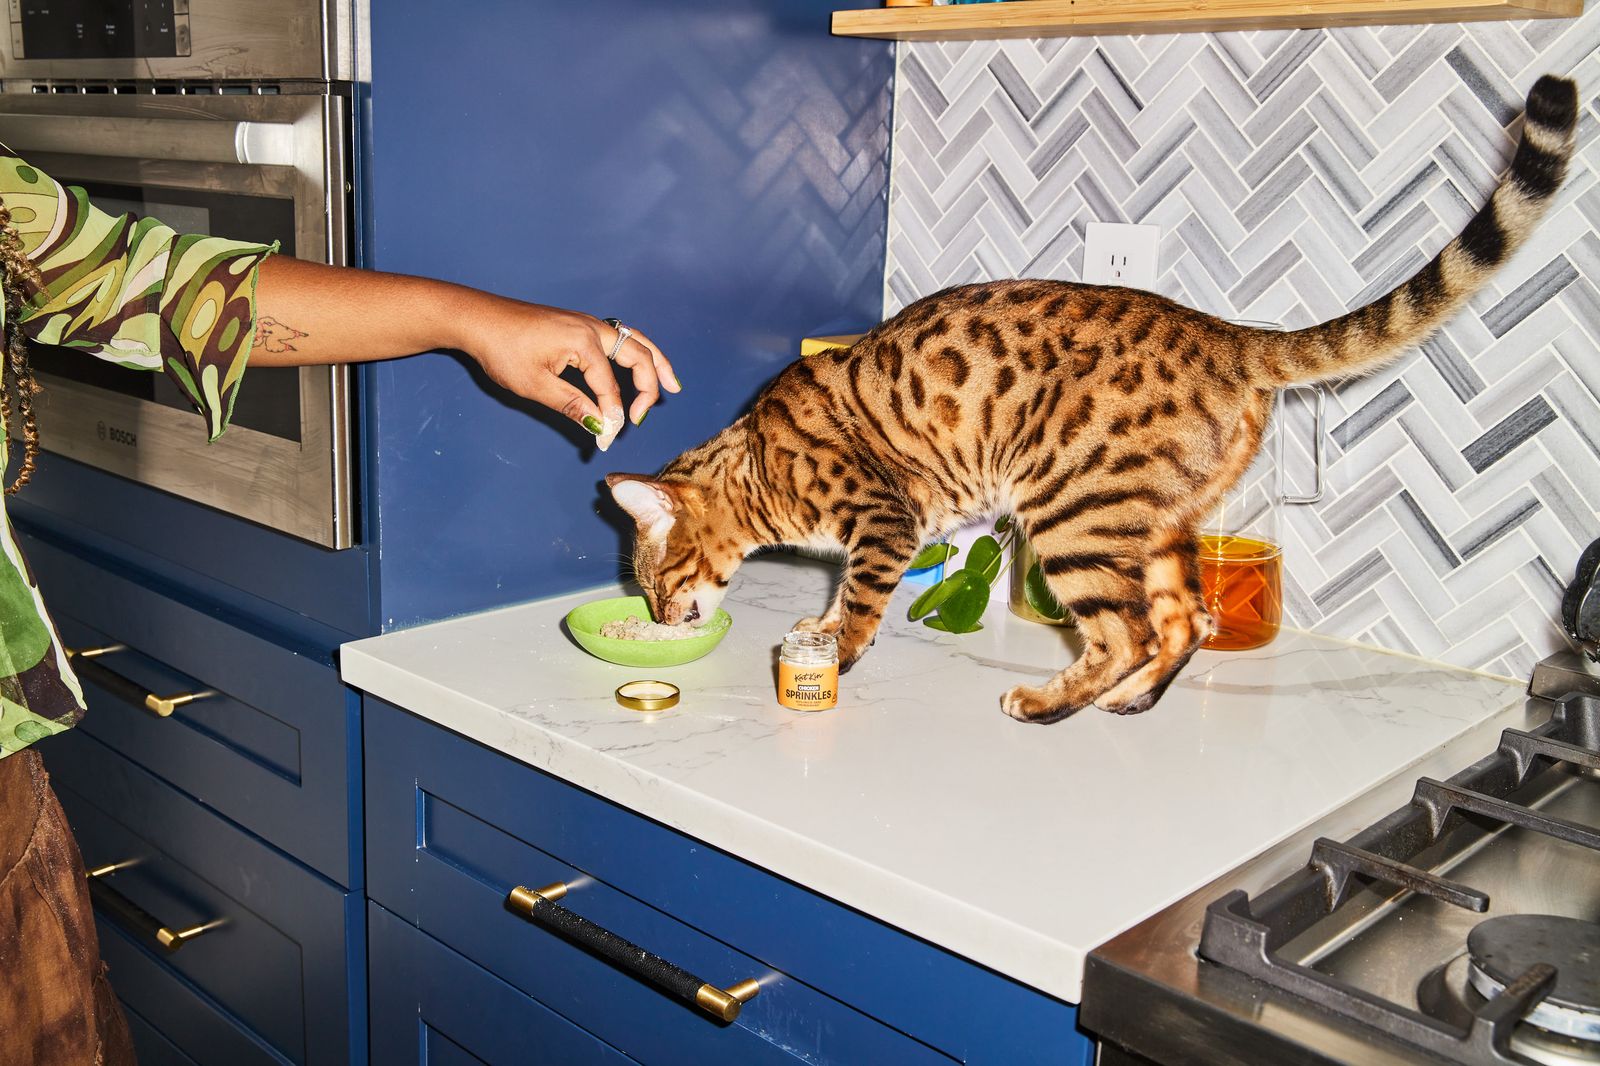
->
[1084,655,1600,1066]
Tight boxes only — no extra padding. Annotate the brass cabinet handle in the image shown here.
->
[87,861,225,952]
[507,881,761,1023]
[66,645,215,718]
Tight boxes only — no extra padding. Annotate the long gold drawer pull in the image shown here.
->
[507,881,762,1023]
[66,645,215,718]
[87,861,226,952]
[69,644,126,660]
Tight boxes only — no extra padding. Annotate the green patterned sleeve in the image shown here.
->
[2,155,277,441]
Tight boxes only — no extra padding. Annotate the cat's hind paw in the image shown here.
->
[1093,631,1201,715]
[1000,684,1086,725]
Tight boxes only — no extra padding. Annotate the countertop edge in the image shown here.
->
[339,642,1530,1003]
[341,646,1073,991]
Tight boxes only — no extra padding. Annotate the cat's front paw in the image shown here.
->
[791,615,839,635]
[1095,690,1160,716]
[1000,684,1085,725]
[836,641,872,674]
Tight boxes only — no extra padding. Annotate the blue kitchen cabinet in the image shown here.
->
[368,903,643,1066]
[47,726,362,1066]
[365,697,1095,1066]
[20,524,369,1065]
[19,530,364,889]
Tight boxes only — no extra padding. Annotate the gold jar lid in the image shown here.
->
[615,680,680,712]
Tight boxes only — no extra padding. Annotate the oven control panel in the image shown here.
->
[13,0,190,61]
[0,0,351,83]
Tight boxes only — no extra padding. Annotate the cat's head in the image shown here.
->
[605,472,743,627]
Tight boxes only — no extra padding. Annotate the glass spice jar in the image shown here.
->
[777,631,839,711]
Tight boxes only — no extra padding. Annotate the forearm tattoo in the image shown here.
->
[253,316,309,354]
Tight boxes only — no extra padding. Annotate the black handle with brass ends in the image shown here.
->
[87,861,225,952]
[67,644,215,718]
[506,882,760,1023]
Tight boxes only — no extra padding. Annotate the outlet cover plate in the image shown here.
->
[1082,222,1160,288]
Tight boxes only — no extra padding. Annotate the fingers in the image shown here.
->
[576,346,626,451]
[482,308,677,450]
[613,337,661,425]
[628,328,680,394]
[534,363,623,452]
[603,322,677,427]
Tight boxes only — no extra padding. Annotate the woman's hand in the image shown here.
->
[251,256,681,450]
[455,295,680,449]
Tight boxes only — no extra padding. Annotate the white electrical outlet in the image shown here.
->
[1082,222,1160,289]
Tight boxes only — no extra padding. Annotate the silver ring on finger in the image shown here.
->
[602,318,633,362]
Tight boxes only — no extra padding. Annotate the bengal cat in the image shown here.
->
[607,75,1578,724]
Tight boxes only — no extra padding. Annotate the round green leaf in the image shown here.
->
[936,571,990,632]
[1024,562,1069,621]
[923,617,981,633]
[993,514,1012,533]
[963,534,1004,584]
[909,542,957,570]
[908,572,965,620]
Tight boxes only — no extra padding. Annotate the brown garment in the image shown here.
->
[0,749,136,1066]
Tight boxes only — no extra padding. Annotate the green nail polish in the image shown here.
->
[582,415,603,435]
[634,409,649,427]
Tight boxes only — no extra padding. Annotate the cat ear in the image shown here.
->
[605,474,678,537]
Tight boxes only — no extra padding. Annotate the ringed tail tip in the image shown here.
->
[1525,75,1579,133]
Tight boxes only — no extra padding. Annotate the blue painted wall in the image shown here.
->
[366,0,892,629]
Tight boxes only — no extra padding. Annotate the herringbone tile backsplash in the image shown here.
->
[883,6,1600,678]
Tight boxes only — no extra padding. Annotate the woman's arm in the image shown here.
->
[4,153,676,449]
[252,256,678,447]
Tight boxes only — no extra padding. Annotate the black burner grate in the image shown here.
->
[1198,692,1600,1066]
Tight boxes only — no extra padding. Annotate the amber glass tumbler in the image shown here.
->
[1198,534,1283,650]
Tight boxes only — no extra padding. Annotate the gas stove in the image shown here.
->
[1081,650,1600,1066]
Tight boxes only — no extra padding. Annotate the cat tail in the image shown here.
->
[1258,74,1579,386]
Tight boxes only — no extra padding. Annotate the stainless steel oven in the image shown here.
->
[0,0,362,548]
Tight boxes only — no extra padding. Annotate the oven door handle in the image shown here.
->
[0,113,298,167]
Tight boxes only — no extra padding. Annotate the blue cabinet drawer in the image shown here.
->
[101,922,280,1066]
[369,902,639,1066]
[46,728,360,1066]
[366,702,947,1066]
[366,699,1081,1066]
[122,1009,197,1066]
[23,532,360,887]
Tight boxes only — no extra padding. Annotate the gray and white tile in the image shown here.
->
[884,6,1600,672]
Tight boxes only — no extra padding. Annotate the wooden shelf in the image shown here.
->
[831,0,1581,41]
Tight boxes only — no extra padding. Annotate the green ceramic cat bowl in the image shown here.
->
[565,595,733,668]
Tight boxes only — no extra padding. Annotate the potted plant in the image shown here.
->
[906,516,1069,633]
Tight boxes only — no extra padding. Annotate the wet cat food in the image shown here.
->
[599,615,700,641]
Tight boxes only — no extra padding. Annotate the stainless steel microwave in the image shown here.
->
[0,0,363,548]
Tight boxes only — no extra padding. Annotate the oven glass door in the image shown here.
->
[0,92,353,548]
[29,179,305,443]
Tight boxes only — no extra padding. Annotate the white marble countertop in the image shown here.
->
[340,554,1531,1003]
